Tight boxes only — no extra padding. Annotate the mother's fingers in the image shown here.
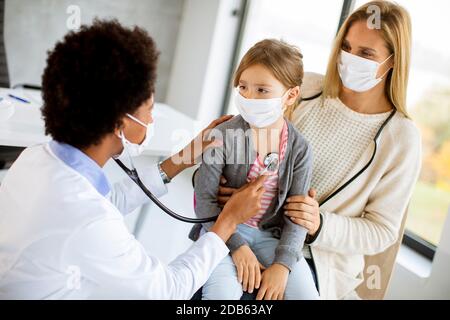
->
[289,217,312,230]
[286,195,317,207]
[283,202,314,212]
[285,210,314,221]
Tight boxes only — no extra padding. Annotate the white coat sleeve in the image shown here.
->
[107,163,168,215]
[61,215,229,299]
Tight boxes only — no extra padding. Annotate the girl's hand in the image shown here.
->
[231,245,266,294]
[256,264,289,300]
[284,189,320,237]
[217,176,239,208]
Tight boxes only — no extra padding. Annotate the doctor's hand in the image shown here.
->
[231,245,266,294]
[284,189,321,237]
[210,175,267,242]
[217,176,239,208]
[160,115,233,180]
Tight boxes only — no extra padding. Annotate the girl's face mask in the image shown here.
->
[235,89,290,128]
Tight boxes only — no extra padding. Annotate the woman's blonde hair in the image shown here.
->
[323,0,412,117]
[233,39,304,120]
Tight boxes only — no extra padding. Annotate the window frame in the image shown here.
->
[403,230,436,260]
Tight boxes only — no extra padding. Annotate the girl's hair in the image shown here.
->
[323,0,412,117]
[233,39,304,120]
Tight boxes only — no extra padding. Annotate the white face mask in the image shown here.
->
[114,113,154,159]
[235,90,289,128]
[338,50,393,93]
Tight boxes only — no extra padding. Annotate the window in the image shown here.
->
[225,0,344,114]
[353,0,450,248]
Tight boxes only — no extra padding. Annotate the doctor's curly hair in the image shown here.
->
[42,19,159,149]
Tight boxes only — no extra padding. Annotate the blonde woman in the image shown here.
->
[216,1,422,300]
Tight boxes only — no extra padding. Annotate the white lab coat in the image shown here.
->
[0,143,228,299]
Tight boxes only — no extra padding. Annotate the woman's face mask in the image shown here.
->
[235,89,290,128]
[338,50,393,93]
[114,113,154,159]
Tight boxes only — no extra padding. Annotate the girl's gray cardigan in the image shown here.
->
[189,115,313,271]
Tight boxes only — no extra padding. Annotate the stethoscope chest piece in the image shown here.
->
[262,152,280,175]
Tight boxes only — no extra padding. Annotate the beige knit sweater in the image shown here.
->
[291,73,422,299]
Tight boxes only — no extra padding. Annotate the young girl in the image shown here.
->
[189,39,319,300]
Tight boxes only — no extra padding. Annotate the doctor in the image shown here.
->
[0,20,267,299]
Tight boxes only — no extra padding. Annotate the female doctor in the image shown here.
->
[0,20,267,299]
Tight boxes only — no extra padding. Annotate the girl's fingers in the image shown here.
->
[264,289,275,300]
[248,265,255,293]
[254,265,261,290]
[277,291,284,300]
[236,264,243,284]
[256,285,266,300]
[242,266,249,292]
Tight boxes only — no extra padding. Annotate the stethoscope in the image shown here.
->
[115,92,396,222]
[301,92,397,206]
[114,151,280,224]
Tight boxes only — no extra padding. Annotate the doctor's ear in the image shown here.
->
[114,120,125,137]
[285,86,300,106]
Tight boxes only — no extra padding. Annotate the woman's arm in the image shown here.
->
[64,176,266,300]
[285,130,422,256]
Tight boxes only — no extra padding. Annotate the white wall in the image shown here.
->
[166,0,242,125]
[387,207,450,299]
[4,0,184,102]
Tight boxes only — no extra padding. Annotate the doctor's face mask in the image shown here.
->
[114,113,154,159]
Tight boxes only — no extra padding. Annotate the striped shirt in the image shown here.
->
[245,120,289,228]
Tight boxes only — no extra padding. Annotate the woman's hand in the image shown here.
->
[217,176,239,208]
[161,115,233,179]
[256,263,289,300]
[283,189,320,236]
[231,245,266,294]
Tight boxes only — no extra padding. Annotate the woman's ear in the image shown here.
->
[285,86,301,106]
